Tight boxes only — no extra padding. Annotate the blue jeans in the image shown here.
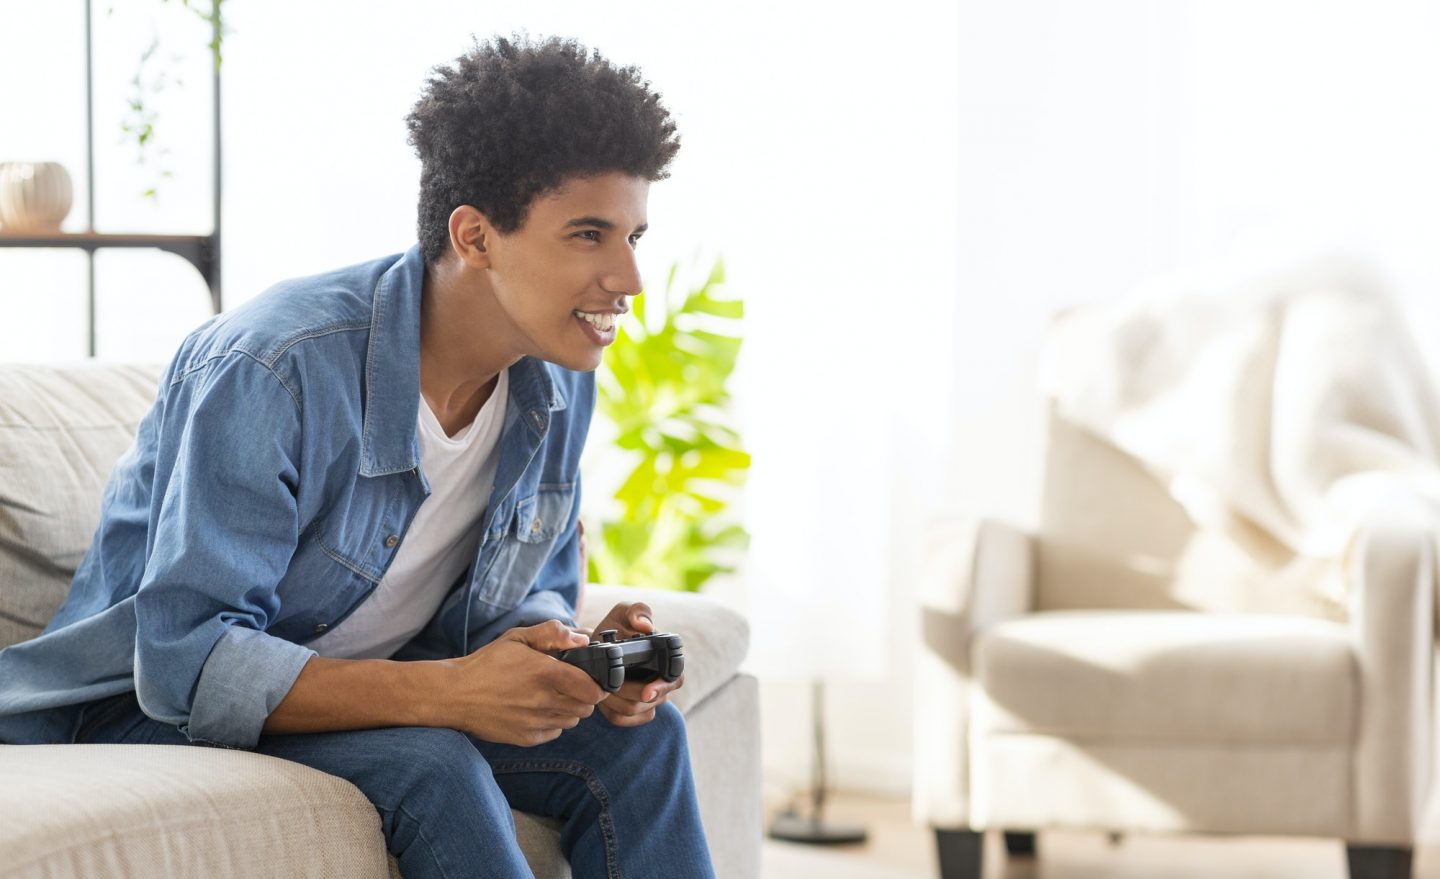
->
[73,692,715,879]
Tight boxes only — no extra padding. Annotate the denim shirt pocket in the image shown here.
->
[271,520,381,642]
[475,483,575,610]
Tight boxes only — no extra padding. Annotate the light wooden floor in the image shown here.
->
[761,790,1439,878]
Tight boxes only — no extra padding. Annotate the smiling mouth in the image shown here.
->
[573,310,617,332]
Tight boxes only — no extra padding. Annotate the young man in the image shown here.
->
[0,34,714,878]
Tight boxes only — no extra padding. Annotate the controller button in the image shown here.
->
[599,629,619,643]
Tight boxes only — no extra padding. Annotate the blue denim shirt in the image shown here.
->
[0,244,593,749]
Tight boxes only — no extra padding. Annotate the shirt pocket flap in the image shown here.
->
[512,485,574,544]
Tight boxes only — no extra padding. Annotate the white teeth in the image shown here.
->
[575,311,616,332]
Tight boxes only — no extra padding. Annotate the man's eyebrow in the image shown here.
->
[563,216,649,233]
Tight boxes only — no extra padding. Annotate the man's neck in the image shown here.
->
[418,260,519,438]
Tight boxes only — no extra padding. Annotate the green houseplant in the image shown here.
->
[587,256,750,593]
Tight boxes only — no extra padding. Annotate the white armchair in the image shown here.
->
[914,402,1438,879]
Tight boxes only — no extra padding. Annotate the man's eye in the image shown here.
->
[576,230,641,247]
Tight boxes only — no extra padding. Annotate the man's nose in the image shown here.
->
[601,245,644,299]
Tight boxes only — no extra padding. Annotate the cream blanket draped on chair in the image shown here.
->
[1037,258,1440,609]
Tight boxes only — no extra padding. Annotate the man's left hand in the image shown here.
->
[586,600,685,728]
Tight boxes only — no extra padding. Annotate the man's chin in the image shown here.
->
[543,349,604,373]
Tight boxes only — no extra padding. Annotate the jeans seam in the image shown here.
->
[387,802,458,879]
[492,759,622,879]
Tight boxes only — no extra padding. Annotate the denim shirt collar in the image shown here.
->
[359,244,569,478]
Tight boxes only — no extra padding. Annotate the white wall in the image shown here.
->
[945,0,1440,541]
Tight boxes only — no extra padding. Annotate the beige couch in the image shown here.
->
[0,363,762,878]
[915,402,1438,879]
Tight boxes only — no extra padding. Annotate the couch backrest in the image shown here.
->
[1034,400,1346,621]
[0,363,166,649]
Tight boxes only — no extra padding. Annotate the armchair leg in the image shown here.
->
[1004,830,1037,857]
[935,829,983,879]
[1346,844,1412,879]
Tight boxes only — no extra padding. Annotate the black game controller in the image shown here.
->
[556,629,685,694]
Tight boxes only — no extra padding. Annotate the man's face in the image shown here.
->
[484,172,649,372]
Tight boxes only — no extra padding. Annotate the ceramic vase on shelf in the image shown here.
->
[0,161,74,232]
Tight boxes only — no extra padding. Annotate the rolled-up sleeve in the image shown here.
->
[132,352,315,749]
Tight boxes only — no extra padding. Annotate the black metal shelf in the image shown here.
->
[0,1,222,356]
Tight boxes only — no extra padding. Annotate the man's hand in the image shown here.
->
[587,600,686,728]
[445,620,607,746]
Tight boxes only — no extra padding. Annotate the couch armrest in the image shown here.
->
[577,586,761,878]
[577,584,749,716]
[1347,504,1439,843]
[913,516,1035,827]
[684,673,762,879]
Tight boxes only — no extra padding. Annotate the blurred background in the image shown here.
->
[4,1,1440,875]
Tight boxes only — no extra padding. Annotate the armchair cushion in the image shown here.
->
[973,610,1354,745]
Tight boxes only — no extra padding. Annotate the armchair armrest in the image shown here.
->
[919,516,1036,659]
[914,516,1036,827]
[1347,504,1439,843]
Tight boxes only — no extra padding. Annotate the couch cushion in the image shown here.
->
[1,745,580,879]
[579,585,749,714]
[0,744,392,878]
[973,610,1355,745]
[0,364,165,649]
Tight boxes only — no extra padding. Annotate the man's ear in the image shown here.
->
[447,205,494,269]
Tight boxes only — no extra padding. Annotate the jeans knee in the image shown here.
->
[381,727,496,797]
[361,728,528,875]
[651,701,687,740]
[632,702,691,767]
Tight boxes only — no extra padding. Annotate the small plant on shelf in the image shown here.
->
[113,0,227,200]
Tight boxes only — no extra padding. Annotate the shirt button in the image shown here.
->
[531,517,543,533]
[313,623,328,634]
[384,535,399,548]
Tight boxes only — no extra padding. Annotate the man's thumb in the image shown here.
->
[509,620,590,652]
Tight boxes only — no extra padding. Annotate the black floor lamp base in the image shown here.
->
[768,679,870,846]
[768,810,869,845]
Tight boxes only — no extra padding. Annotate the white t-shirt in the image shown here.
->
[308,369,509,660]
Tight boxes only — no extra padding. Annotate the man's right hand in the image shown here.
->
[444,620,606,746]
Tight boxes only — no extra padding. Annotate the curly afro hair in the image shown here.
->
[406,33,682,266]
